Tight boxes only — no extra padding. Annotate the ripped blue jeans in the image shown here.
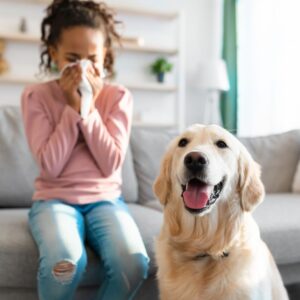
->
[28,197,149,300]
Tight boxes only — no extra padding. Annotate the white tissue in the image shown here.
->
[60,59,93,119]
[78,59,93,119]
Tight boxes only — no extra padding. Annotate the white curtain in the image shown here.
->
[237,0,300,136]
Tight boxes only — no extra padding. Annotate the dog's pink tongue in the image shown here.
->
[183,183,212,209]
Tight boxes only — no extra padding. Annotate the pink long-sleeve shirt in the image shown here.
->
[21,80,132,204]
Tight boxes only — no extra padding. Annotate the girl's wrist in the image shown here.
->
[65,94,80,113]
[71,103,80,113]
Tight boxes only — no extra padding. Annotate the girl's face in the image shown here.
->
[49,26,106,73]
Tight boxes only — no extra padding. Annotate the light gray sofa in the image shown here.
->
[0,106,299,300]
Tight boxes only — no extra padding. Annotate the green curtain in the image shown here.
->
[221,0,238,133]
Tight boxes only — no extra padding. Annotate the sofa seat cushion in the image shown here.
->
[0,204,162,288]
[145,194,300,265]
[253,193,300,265]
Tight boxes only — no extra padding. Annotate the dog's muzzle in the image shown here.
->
[181,178,225,214]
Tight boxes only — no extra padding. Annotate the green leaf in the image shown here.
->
[151,57,173,74]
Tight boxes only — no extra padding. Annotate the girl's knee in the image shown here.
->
[52,260,76,284]
[120,254,150,296]
[109,254,150,289]
[39,254,87,285]
[130,254,150,281]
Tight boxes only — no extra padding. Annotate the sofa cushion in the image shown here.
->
[253,193,300,265]
[0,106,138,207]
[0,204,162,288]
[146,194,300,266]
[291,160,300,193]
[0,107,38,208]
[128,203,163,273]
[239,130,300,193]
[121,147,138,203]
[130,128,177,204]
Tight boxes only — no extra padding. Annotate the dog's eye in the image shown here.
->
[216,140,228,149]
[178,138,189,147]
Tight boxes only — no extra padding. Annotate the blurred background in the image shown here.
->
[0,0,223,132]
[1,0,300,134]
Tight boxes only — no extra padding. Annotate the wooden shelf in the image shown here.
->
[118,44,177,55]
[0,74,177,92]
[0,32,38,43]
[133,121,175,128]
[0,32,178,55]
[110,4,178,20]
[12,0,178,20]
[0,74,41,84]
[124,82,177,92]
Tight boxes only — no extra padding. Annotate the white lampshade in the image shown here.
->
[198,59,230,91]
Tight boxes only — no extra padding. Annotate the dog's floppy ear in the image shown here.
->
[238,145,265,212]
[153,149,173,206]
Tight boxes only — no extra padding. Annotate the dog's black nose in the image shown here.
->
[184,152,208,173]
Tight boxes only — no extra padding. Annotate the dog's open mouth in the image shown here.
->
[181,178,225,214]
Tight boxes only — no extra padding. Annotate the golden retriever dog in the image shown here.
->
[153,124,288,300]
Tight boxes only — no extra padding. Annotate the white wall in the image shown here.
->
[109,0,224,126]
[0,0,222,127]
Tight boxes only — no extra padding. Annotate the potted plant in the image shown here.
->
[151,57,173,83]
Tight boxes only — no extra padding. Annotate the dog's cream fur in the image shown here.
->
[153,124,288,300]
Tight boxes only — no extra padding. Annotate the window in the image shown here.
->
[237,0,300,136]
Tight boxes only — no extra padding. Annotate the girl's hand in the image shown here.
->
[59,64,82,113]
[86,64,104,112]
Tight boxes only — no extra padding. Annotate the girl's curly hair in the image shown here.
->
[40,0,121,77]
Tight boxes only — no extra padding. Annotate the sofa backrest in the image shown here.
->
[0,107,38,207]
[2,104,299,208]
[130,127,178,204]
[239,130,300,193]
[0,106,138,207]
[129,127,300,203]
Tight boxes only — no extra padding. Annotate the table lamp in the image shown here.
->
[198,59,230,125]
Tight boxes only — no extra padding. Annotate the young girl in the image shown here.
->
[21,0,149,299]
